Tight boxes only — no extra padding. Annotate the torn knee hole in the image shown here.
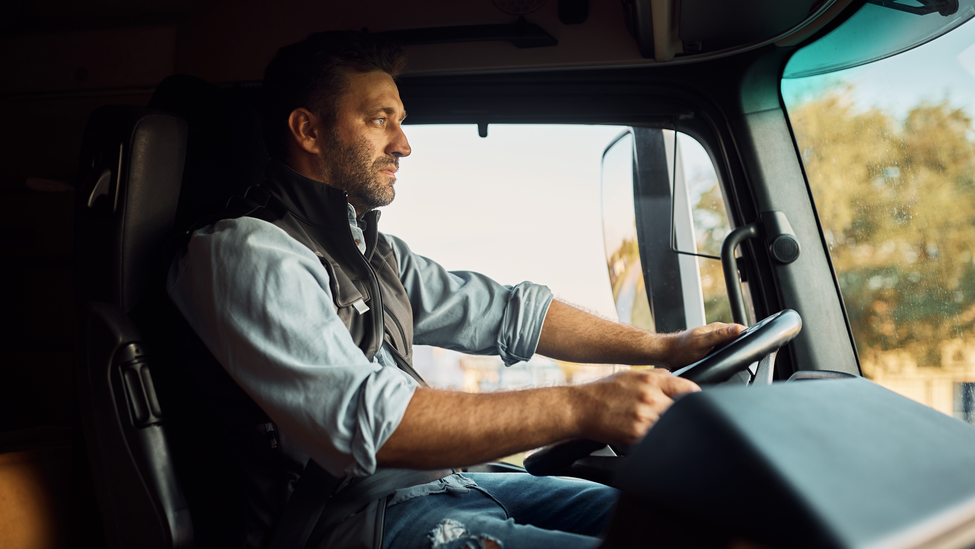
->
[429,519,503,549]
[479,538,501,549]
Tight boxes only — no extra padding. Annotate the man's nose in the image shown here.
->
[387,125,411,158]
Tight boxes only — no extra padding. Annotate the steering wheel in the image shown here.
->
[671,309,802,383]
[524,309,803,480]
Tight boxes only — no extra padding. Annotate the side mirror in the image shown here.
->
[600,128,708,333]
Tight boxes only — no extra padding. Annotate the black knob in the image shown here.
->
[770,234,800,264]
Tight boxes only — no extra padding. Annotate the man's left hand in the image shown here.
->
[655,323,744,370]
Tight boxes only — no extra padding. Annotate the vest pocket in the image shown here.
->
[319,259,367,308]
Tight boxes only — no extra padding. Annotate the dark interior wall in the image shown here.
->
[0,25,175,191]
[1,23,171,435]
[1,21,184,546]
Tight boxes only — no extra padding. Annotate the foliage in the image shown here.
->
[700,257,733,324]
[607,238,654,331]
[691,179,734,324]
[791,89,975,367]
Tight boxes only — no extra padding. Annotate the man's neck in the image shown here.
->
[283,154,322,185]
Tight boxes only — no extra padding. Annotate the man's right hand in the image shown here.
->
[378,368,699,470]
[570,369,700,446]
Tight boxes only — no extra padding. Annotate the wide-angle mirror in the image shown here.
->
[601,128,735,335]
[601,131,654,331]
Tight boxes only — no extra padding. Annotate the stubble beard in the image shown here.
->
[318,131,399,213]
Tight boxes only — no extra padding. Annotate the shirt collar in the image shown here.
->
[348,204,367,255]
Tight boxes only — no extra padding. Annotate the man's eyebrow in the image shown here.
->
[371,106,407,120]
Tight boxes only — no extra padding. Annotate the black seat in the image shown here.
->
[75,74,531,549]
[74,105,193,549]
[74,75,269,548]
[144,75,270,549]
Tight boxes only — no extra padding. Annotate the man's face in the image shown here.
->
[318,70,411,214]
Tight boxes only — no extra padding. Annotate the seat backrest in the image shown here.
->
[74,105,192,549]
[75,106,188,313]
[76,75,270,549]
[145,75,270,548]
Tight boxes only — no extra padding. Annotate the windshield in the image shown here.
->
[783,12,975,423]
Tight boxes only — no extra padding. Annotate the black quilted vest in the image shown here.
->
[162,160,425,548]
[236,161,421,381]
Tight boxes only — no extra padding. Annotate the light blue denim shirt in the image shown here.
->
[166,208,553,479]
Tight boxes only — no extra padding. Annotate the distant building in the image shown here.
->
[864,339,975,425]
[412,345,466,390]
[411,345,627,394]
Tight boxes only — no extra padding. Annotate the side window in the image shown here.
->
[601,132,653,331]
[600,128,734,339]
[381,124,625,394]
[676,133,734,325]
[782,19,975,423]
[376,123,733,462]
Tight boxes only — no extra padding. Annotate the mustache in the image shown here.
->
[373,156,399,169]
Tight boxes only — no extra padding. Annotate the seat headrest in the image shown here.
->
[148,75,269,235]
[75,106,188,313]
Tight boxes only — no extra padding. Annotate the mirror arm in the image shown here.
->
[866,0,958,17]
[721,223,760,325]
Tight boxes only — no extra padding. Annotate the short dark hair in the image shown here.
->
[261,30,407,159]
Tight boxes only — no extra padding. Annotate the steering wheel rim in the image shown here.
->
[671,309,802,384]
[524,309,803,479]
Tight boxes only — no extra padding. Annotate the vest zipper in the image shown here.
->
[344,201,422,383]
[335,196,385,360]
[361,255,426,384]
[361,258,386,360]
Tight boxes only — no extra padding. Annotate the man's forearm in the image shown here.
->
[535,300,670,366]
[535,300,742,370]
[375,300,739,470]
[375,385,581,469]
[375,366,700,470]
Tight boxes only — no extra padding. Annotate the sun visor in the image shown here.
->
[784,0,975,79]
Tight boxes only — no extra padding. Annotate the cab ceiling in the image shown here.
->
[2,0,837,94]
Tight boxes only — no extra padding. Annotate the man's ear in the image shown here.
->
[287,108,324,156]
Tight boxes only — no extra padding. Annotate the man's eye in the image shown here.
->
[373,118,386,125]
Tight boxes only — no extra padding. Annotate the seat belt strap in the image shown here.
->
[267,460,339,549]
[268,461,453,549]
[306,468,455,548]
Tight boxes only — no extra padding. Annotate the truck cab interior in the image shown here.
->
[5,0,975,548]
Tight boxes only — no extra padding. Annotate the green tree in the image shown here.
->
[791,89,975,368]
[692,182,733,324]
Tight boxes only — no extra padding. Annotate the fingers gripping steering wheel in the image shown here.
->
[671,309,802,383]
[523,309,803,480]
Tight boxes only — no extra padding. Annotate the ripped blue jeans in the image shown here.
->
[381,473,618,549]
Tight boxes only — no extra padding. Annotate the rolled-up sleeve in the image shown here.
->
[385,234,554,366]
[167,217,417,477]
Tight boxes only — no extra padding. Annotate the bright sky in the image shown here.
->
[378,124,624,319]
